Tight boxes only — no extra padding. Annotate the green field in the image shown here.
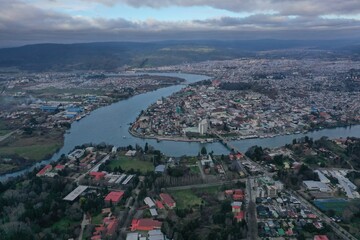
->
[51,218,76,232]
[189,165,200,174]
[0,143,62,161]
[0,163,17,175]
[109,156,154,173]
[92,213,104,225]
[314,199,349,215]
[169,189,202,209]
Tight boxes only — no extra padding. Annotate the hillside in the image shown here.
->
[0,40,358,71]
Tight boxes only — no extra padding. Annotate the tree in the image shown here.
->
[144,142,149,153]
[200,146,207,155]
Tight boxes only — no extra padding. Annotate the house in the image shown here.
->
[314,235,329,240]
[92,217,118,239]
[125,150,137,157]
[104,191,124,204]
[144,197,156,208]
[36,165,52,177]
[234,211,245,222]
[89,172,106,180]
[159,193,176,209]
[233,189,245,200]
[54,164,65,171]
[231,202,242,213]
[156,200,165,209]
[155,165,166,173]
[103,217,118,235]
[131,219,162,231]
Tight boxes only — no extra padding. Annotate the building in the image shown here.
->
[198,119,208,135]
[154,165,166,174]
[104,191,124,204]
[36,164,52,177]
[144,197,156,208]
[303,181,332,193]
[314,235,329,240]
[131,219,162,231]
[234,211,245,222]
[90,172,106,180]
[159,193,176,209]
[266,185,278,198]
[315,170,330,183]
[231,202,242,213]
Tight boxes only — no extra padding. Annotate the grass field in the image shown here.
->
[92,213,104,225]
[0,163,17,175]
[314,199,349,215]
[109,155,154,173]
[0,144,61,161]
[51,218,76,232]
[169,189,202,209]
[0,130,63,161]
[189,165,200,174]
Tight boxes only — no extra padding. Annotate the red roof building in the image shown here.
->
[104,191,124,204]
[54,164,65,171]
[104,217,118,235]
[159,193,176,209]
[36,165,52,177]
[89,171,106,180]
[234,211,245,222]
[233,189,244,201]
[314,235,329,240]
[131,219,162,231]
[156,200,165,209]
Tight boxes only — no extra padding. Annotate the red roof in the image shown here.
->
[160,193,176,208]
[104,217,118,235]
[104,191,124,203]
[156,200,165,209]
[90,172,106,180]
[234,211,245,221]
[55,164,65,170]
[314,235,329,240]
[36,164,52,176]
[225,190,234,195]
[234,189,244,195]
[131,219,162,231]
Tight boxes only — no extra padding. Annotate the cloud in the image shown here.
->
[83,0,360,16]
[0,0,360,47]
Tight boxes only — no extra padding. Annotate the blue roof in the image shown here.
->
[155,164,166,173]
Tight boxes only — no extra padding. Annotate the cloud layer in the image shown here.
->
[0,0,360,47]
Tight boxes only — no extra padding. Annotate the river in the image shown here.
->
[2,72,360,181]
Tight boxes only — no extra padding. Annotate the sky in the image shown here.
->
[0,0,360,47]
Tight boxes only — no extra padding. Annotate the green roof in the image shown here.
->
[278,228,285,236]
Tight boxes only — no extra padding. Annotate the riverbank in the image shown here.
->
[0,74,187,176]
[2,72,360,182]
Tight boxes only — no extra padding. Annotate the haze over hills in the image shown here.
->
[0,39,359,72]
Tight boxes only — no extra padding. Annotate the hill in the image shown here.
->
[0,40,358,71]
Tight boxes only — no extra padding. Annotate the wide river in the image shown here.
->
[2,72,360,181]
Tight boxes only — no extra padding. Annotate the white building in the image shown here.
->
[198,119,209,135]
[303,180,332,193]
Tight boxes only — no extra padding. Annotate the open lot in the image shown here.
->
[314,199,349,215]
[109,155,154,173]
[0,130,63,161]
[169,189,202,209]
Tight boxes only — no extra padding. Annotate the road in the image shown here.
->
[74,154,110,184]
[166,179,246,191]
[0,130,19,142]
[289,190,358,240]
[215,131,356,239]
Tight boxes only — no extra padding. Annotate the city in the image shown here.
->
[1,0,360,240]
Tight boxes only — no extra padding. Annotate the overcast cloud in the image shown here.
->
[0,0,360,47]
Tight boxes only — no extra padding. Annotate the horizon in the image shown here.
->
[1,0,360,47]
